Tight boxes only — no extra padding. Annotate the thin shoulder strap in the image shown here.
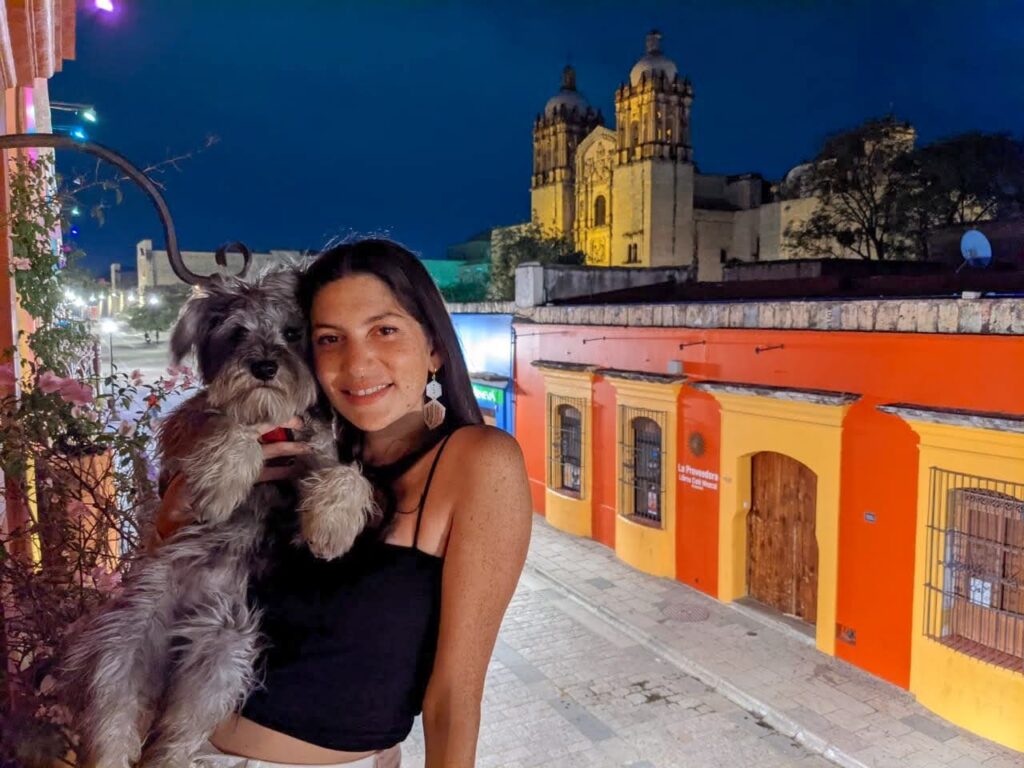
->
[413,429,458,547]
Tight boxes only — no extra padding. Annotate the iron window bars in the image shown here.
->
[618,405,666,527]
[924,467,1024,673]
[547,393,586,497]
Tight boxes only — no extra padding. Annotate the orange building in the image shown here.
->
[509,294,1024,751]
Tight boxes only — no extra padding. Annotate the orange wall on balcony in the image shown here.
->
[514,323,1024,689]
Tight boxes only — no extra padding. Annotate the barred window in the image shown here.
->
[924,469,1024,672]
[619,407,666,526]
[547,395,586,497]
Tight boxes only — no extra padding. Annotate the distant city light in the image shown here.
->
[96,0,114,11]
[100,319,118,334]
[81,108,98,123]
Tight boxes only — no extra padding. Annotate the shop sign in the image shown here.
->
[472,383,504,405]
[677,463,719,492]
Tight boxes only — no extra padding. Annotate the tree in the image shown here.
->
[439,264,489,303]
[898,132,1024,259]
[786,117,918,261]
[488,223,585,300]
[123,287,189,342]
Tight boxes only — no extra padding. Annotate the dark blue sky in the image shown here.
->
[51,1,1024,275]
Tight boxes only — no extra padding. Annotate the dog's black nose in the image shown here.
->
[250,360,279,381]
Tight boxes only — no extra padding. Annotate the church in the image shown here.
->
[531,31,814,281]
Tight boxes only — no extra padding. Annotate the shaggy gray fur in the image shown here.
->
[61,270,376,768]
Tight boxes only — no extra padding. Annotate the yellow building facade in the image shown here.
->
[882,405,1024,753]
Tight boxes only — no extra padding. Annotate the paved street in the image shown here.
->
[401,567,833,768]
[100,326,176,386]
[434,518,1021,768]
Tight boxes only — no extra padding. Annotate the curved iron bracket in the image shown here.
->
[0,132,250,285]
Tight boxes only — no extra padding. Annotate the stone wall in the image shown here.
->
[513,262,691,308]
[448,297,1024,335]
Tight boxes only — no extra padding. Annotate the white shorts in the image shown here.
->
[191,740,402,768]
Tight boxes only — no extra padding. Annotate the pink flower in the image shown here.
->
[38,370,94,406]
[61,380,95,407]
[130,369,144,384]
[11,256,31,270]
[162,378,177,391]
[118,420,136,437]
[37,370,66,394]
[167,364,183,376]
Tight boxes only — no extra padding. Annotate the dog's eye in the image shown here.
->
[283,327,302,343]
[229,327,247,344]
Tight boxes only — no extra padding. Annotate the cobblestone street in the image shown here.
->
[402,568,832,768]
[402,518,1022,768]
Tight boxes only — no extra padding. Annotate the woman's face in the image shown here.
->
[310,274,441,433]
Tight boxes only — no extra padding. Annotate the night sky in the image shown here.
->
[50,1,1024,275]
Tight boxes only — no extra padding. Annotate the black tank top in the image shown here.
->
[241,431,456,751]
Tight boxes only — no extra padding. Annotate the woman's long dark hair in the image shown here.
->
[298,238,483,469]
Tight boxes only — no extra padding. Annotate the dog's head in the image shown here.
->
[170,269,318,426]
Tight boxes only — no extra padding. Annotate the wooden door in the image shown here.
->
[748,452,818,623]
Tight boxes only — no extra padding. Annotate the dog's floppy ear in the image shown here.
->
[169,277,233,364]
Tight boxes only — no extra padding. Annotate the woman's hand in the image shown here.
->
[152,416,310,541]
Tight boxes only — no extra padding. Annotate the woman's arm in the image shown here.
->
[421,427,533,768]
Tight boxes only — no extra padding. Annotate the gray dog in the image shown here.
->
[62,269,376,768]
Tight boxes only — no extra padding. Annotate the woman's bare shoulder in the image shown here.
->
[441,425,530,520]
[447,425,524,473]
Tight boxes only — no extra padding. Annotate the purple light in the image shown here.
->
[96,0,114,11]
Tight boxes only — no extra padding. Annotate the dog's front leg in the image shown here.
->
[181,418,264,524]
[295,420,377,560]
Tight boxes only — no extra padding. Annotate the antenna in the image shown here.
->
[958,229,993,272]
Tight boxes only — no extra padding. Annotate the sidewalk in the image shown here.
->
[525,516,1023,768]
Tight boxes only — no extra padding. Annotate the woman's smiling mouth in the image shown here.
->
[341,382,393,405]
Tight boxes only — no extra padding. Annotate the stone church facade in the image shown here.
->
[531,31,813,281]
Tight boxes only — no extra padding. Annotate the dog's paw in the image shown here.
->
[297,465,377,559]
[184,427,264,524]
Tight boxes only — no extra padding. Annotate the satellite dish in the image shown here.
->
[960,229,992,269]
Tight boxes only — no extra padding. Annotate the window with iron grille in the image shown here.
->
[547,394,586,497]
[619,406,666,526]
[924,468,1024,673]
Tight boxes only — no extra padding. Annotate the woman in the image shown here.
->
[155,239,533,767]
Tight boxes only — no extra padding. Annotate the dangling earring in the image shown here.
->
[423,369,445,430]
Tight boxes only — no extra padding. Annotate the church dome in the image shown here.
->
[629,30,677,86]
[544,65,590,118]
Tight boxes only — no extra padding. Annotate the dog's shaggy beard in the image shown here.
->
[206,357,318,427]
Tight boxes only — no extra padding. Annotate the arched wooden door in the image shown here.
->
[747,452,819,624]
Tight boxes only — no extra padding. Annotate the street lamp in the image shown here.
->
[99,318,118,393]
[51,101,98,123]
[148,294,161,306]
